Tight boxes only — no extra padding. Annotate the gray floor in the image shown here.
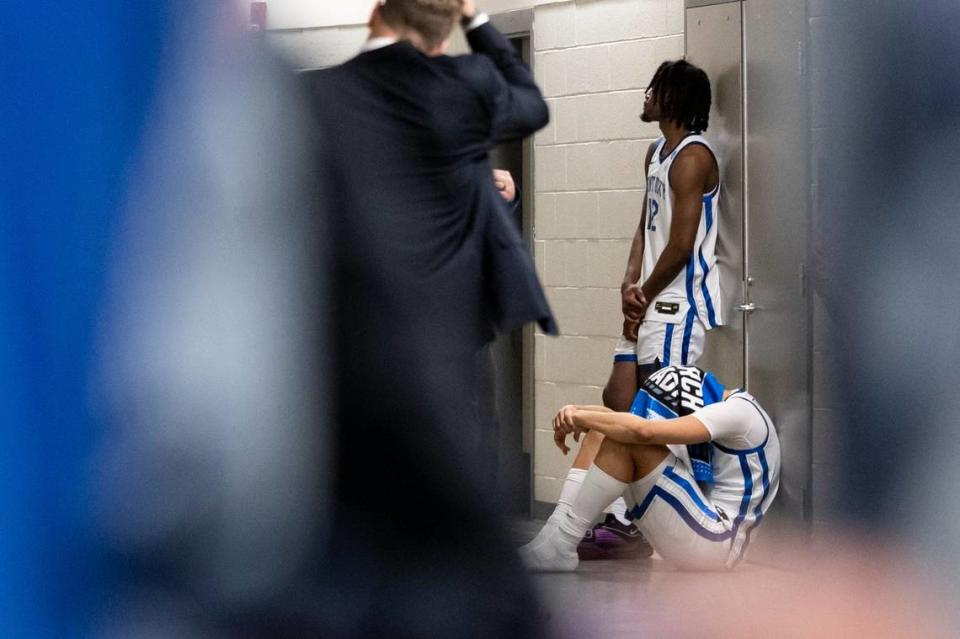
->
[510,519,796,639]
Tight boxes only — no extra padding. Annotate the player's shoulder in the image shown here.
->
[674,139,715,166]
[644,139,661,165]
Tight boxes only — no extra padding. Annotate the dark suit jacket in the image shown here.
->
[304,23,557,352]
[301,24,555,639]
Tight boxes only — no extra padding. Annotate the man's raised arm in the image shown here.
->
[461,2,549,141]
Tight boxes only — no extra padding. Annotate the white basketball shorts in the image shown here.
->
[622,451,735,570]
[612,318,705,367]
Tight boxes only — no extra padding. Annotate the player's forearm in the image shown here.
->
[574,405,614,413]
[621,224,646,288]
[640,243,689,302]
[573,410,647,444]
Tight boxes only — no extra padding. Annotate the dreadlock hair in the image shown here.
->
[380,0,463,50]
[648,60,712,132]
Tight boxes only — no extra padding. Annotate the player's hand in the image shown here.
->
[461,0,477,20]
[553,404,579,434]
[622,317,640,341]
[552,405,577,454]
[553,427,570,455]
[621,283,647,321]
[493,169,516,203]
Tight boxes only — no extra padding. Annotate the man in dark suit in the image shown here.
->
[302,2,556,637]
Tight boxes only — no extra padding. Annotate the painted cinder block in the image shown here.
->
[597,189,645,239]
[535,1,577,50]
[535,50,566,97]
[563,44,612,95]
[575,0,645,46]
[535,144,567,192]
[555,191,599,238]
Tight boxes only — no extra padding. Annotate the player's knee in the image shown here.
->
[596,435,632,460]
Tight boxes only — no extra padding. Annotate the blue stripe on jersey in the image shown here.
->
[698,196,718,328]
[732,453,754,533]
[614,353,638,363]
[646,396,677,419]
[663,466,719,520]
[682,257,697,364]
[662,323,674,366]
[628,389,678,420]
[702,371,725,405]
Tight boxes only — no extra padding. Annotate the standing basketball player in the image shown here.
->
[528,60,723,558]
[611,58,721,409]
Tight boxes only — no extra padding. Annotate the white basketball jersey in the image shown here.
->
[641,134,723,329]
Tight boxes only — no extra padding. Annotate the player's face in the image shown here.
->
[641,86,660,122]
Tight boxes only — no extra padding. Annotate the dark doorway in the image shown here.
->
[488,33,533,516]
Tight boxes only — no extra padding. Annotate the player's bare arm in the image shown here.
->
[620,142,659,339]
[638,145,715,304]
[553,406,711,448]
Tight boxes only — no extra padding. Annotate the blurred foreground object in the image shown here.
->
[813,0,960,630]
[2,3,328,636]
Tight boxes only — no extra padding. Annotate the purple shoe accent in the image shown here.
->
[576,514,654,560]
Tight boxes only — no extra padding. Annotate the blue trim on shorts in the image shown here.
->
[614,353,638,363]
[631,486,732,542]
[734,450,771,566]
[662,323,674,366]
[630,465,732,542]
[663,466,720,521]
[681,308,696,364]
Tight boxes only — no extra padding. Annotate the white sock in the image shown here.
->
[609,496,633,526]
[556,465,629,554]
[549,467,587,524]
[520,468,587,552]
[519,465,627,572]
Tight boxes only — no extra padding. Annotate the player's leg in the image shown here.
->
[622,450,732,570]
[523,324,674,559]
[521,343,638,554]
[602,343,640,412]
[527,363,642,553]
[596,324,666,528]
[519,438,670,571]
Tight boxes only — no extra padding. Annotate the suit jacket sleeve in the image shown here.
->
[465,22,549,142]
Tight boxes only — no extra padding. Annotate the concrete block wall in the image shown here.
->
[531,0,684,504]
[266,25,368,70]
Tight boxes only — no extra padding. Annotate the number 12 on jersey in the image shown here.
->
[647,199,659,231]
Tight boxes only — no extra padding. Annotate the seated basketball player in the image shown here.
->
[519,365,780,571]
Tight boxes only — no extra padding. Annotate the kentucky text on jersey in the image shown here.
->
[647,175,666,199]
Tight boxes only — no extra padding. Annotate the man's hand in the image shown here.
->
[461,0,477,20]
[493,169,516,203]
[622,317,640,341]
[621,282,647,322]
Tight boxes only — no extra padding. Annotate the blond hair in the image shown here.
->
[380,0,463,50]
